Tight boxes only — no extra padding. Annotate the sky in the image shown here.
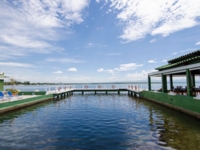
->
[0,0,200,83]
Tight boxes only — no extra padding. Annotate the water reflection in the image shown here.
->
[0,94,200,149]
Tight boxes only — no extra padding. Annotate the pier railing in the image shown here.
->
[45,84,146,94]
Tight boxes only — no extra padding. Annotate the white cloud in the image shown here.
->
[53,71,63,74]
[1,35,51,49]
[196,41,200,45]
[114,63,143,71]
[97,68,115,74]
[68,68,77,72]
[127,70,148,79]
[97,63,143,76]
[148,60,156,63]
[162,59,168,63]
[0,0,89,57]
[108,0,200,42]
[46,58,83,63]
[0,62,33,68]
[173,52,177,55]
[150,39,156,43]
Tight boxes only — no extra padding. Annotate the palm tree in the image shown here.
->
[10,78,16,89]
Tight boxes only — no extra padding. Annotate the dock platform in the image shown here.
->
[52,88,142,100]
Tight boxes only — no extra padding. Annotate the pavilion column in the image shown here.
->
[148,76,151,91]
[169,74,173,91]
[186,69,193,96]
[162,74,167,93]
[191,73,195,88]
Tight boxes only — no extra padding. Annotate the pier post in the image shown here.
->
[95,91,96,94]
[106,91,107,95]
[118,91,120,95]
[82,91,84,95]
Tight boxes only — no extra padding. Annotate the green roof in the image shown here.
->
[156,55,200,70]
[168,50,200,64]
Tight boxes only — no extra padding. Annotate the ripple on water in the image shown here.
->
[0,94,200,149]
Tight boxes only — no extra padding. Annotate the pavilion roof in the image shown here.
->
[168,50,200,63]
[156,50,200,71]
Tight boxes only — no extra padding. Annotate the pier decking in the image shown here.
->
[52,88,142,100]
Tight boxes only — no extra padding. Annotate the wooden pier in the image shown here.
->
[52,88,142,100]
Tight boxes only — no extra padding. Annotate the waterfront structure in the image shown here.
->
[148,50,200,96]
[144,50,200,118]
[0,73,8,91]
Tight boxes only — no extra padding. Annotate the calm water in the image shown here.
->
[0,94,200,149]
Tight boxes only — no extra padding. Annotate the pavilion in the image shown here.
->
[148,50,200,96]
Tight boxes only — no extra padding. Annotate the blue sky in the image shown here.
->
[0,0,200,83]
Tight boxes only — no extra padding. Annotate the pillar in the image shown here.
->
[148,76,151,91]
[162,74,167,93]
[186,69,192,96]
[191,74,196,87]
[169,75,173,91]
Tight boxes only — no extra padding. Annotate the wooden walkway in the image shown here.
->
[52,88,142,100]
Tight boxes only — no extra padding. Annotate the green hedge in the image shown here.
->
[18,91,46,95]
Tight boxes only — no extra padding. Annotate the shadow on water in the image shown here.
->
[0,93,200,149]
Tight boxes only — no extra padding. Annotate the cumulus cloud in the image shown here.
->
[97,63,143,75]
[148,60,157,63]
[108,0,200,42]
[97,68,115,74]
[53,71,63,74]
[114,63,143,71]
[127,70,156,81]
[68,68,77,72]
